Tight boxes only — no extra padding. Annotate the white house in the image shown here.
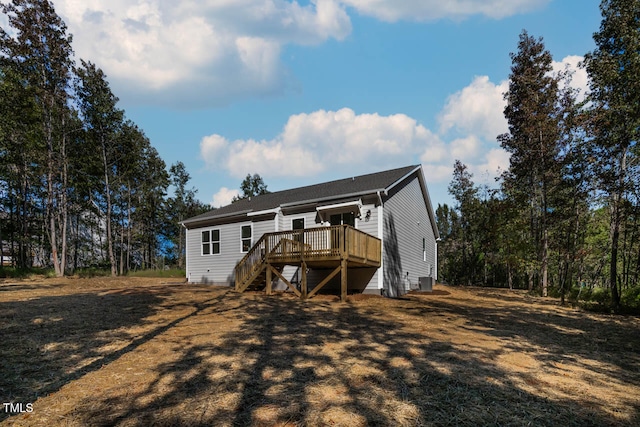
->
[181,165,439,299]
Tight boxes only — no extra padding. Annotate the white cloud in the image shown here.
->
[200,107,443,178]
[212,187,240,207]
[199,105,511,189]
[196,52,588,198]
[48,0,351,107]
[450,135,481,161]
[439,76,508,141]
[200,134,229,169]
[3,0,553,107]
[552,55,589,102]
[420,163,455,183]
[471,148,511,182]
[340,0,550,22]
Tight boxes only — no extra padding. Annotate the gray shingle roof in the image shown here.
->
[183,165,420,226]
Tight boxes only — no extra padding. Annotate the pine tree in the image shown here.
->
[1,0,75,275]
[584,0,640,310]
[167,161,200,268]
[75,60,124,276]
[448,160,480,286]
[499,30,563,297]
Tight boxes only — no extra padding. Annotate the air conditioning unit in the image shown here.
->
[418,276,433,292]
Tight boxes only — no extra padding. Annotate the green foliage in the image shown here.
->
[0,0,202,278]
[621,286,640,311]
[583,0,640,309]
[441,20,640,310]
[232,173,269,203]
[165,161,209,269]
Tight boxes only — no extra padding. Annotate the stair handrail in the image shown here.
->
[234,234,267,290]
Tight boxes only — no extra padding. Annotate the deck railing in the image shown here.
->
[235,225,381,290]
[234,234,267,290]
[345,226,382,265]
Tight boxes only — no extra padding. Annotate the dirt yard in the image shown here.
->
[0,277,638,426]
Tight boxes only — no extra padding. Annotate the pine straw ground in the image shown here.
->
[1,277,639,427]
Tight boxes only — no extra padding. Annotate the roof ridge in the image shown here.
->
[250,164,419,197]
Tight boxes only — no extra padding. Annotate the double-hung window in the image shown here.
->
[241,225,252,252]
[423,238,427,262]
[202,229,220,255]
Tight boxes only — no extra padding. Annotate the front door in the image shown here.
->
[329,212,355,252]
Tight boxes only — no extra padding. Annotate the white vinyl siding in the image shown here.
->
[186,218,275,284]
[383,173,436,296]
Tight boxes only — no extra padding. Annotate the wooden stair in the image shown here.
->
[242,264,284,291]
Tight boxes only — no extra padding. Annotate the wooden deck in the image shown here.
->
[235,225,381,301]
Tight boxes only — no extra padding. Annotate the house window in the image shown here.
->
[329,212,355,227]
[202,229,220,255]
[423,238,426,262]
[241,225,252,252]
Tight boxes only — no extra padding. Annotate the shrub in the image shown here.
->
[44,269,57,278]
[590,287,611,305]
[621,286,640,310]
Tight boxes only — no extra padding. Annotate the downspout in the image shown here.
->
[377,190,384,290]
[435,237,441,282]
[181,222,189,282]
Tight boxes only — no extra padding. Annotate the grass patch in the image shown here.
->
[0,267,54,279]
[127,269,186,278]
[73,267,112,278]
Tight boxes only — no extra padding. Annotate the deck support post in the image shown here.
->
[266,264,273,295]
[272,266,301,297]
[301,261,308,299]
[340,258,348,302]
[307,265,342,299]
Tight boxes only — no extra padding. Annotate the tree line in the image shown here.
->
[437,0,640,312]
[0,0,209,276]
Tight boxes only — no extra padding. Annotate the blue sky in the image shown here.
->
[9,0,602,207]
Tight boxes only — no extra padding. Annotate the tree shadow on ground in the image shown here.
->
[0,282,66,292]
[0,284,217,422]
[72,290,637,426]
[419,295,640,385]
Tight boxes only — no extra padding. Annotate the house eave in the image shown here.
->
[247,207,281,217]
[181,209,253,228]
[280,189,385,209]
